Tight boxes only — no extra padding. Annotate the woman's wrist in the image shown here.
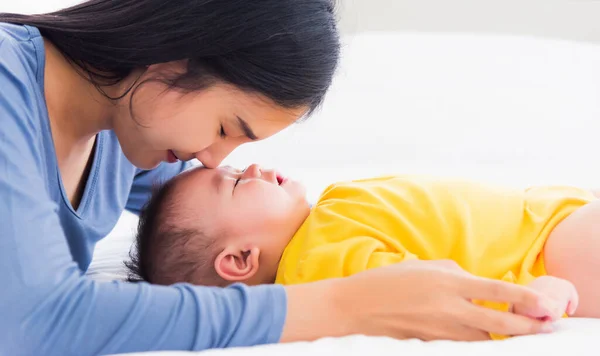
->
[280,278,358,343]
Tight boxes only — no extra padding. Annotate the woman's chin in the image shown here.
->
[124,152,162,170]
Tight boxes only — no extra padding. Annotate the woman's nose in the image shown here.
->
[195,142,240,169]
[195,156,215,169]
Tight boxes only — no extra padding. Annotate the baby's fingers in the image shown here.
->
[567,288,580,316]
[460,300,552,336]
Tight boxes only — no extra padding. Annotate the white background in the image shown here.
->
[338,0,600,44]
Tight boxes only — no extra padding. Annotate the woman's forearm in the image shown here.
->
[280,279,355,343]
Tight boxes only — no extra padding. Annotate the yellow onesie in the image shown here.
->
[275,175,595,338]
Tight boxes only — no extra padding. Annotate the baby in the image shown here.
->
[126,164,600,338]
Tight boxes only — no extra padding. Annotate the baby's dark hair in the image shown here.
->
[125,176,227,287]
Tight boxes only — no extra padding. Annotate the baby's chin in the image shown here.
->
[283,178,308,200]
[295,187,311,215]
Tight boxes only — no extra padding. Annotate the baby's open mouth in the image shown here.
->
[276,174,284,185]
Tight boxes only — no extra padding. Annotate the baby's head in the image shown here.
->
[126,164,310,286]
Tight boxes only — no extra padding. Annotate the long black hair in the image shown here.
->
[0,0,340,113]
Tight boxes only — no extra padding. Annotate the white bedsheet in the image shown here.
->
[118,319,600,356]
[91,31,600,355]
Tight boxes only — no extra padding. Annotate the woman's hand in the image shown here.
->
[281,260,554,343]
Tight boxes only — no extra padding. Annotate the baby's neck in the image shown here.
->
[251,209,313,286]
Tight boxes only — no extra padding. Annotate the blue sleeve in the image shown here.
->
[0,37,287,355]
[126,161,193,215]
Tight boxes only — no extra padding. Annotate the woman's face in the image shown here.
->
[114,69,307,170]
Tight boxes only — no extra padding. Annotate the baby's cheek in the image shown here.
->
[240,207,283,235]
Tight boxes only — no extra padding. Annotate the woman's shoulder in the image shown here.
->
[0,22,39,43]
[0,23,43,83]
[0,22,41,58]
[0,23,46,128]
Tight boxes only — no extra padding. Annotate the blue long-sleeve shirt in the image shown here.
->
[0,23,287,356]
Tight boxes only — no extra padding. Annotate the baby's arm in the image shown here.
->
[513,276,579,322]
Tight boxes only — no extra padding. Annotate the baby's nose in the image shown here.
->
[242,164,261,178]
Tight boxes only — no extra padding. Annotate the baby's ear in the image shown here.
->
[214,246,260,283]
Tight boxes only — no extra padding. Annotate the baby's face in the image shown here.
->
[172,164,310,269]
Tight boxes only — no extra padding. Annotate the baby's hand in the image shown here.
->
[513,276,579,322]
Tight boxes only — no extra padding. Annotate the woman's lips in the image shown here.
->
[166,150,179,163]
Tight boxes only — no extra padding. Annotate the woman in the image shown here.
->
[0,1,552,354]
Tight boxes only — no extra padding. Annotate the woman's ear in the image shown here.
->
[214,246,260,283]
[146,60,187,74]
